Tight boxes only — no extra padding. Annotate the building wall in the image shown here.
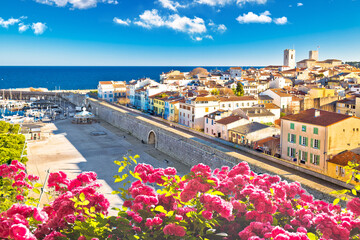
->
[327,162,359,185]
[281,119,327,173]
[327,117,360,156]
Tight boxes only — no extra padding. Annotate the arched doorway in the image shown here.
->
[148,131,156,145]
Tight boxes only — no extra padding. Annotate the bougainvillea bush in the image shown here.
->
[1,155,360,240]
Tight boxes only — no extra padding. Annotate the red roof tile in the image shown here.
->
[281,109,352,126]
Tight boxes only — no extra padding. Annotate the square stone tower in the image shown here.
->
[309,50,319,61]
[284,49,296,69]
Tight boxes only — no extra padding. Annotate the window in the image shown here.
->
[299,150,308,162]
[206,118,208,124]
[313,139,320,149]
[290,123,295,130]
[299,136,308,146]
[313,127,318,134]
[222,104,225,108]
[211,120,214,125]
[236,103,239,107]
[287,147,296,158]
[288,133,296,143]
[206,128,208,133]
[302,125,306,132]
[310,154,320,165]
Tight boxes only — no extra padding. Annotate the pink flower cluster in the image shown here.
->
[120,162,360,240]
[0,204,48,240]
[34,171,109,239]
[163,223,186,237]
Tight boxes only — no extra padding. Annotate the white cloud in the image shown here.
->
[236,11,272,24]
[274,16,287,25]
[208,20,227,33]
[113,17,131,26]
[134,9,165,28]
[32,22,47,35]
[297,2,303,6]
[0,17,21,28]
[158,0,186,11]
[34,0,118,9]
[134,9,206,35]
[196,0,266,6]
[167,14,206,34]
[192,35,213,41]
[18,23,29,32]
[236,0,267,6]
[196,0,232,6]
[217,24,227,33]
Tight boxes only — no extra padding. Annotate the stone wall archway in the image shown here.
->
[148,131,156,145]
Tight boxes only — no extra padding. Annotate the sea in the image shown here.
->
[0,66,261,90]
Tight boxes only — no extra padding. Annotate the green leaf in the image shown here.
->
[270,188,274,195]
[34,183,43,188]
[114,160,122,166]
[33,189,40,194]
[352,189,357,196]
[154,205,167,214]
[307,232,318,240]
[79,192,86,202]
[333,198,340,205]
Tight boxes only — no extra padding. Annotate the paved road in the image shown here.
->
[102,101,348,197]
[27,118,190,215]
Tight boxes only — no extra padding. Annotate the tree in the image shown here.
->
[233,83,244,96]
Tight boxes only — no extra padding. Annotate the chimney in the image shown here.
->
[315,110,320,117]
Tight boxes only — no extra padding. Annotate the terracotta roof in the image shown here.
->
[264,103,280,109]
[194,96,219,102]
[99,81,113,85]
[255,136,280,146]
[270,89,292,97]
[219,96,257,102]
[281,109,352,126]
[328,150,360,167]
[230,67,242,70]
[216,115,243,125]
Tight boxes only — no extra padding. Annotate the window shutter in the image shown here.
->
[318,140,321,149]
[287,147,290,157]
[304,152,308,161]
[305,137,308,146]
[336,166,339,174]
[299,136,302,145]
[311,138,313,148]
[310,153,313,163]
[299,150,302,159]
[288,133,290,142]
[294,135,296,144]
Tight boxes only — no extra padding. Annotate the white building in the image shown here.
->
[179,96,219,129]
[204,110,232,137]
[260,89,293,110]
[230,67,242,80]
[215,116,250,140]
[98,81,126,103]
[219,96,257,111]
[269,77,292,89]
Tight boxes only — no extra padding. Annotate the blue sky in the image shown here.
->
[0,0,359,66]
